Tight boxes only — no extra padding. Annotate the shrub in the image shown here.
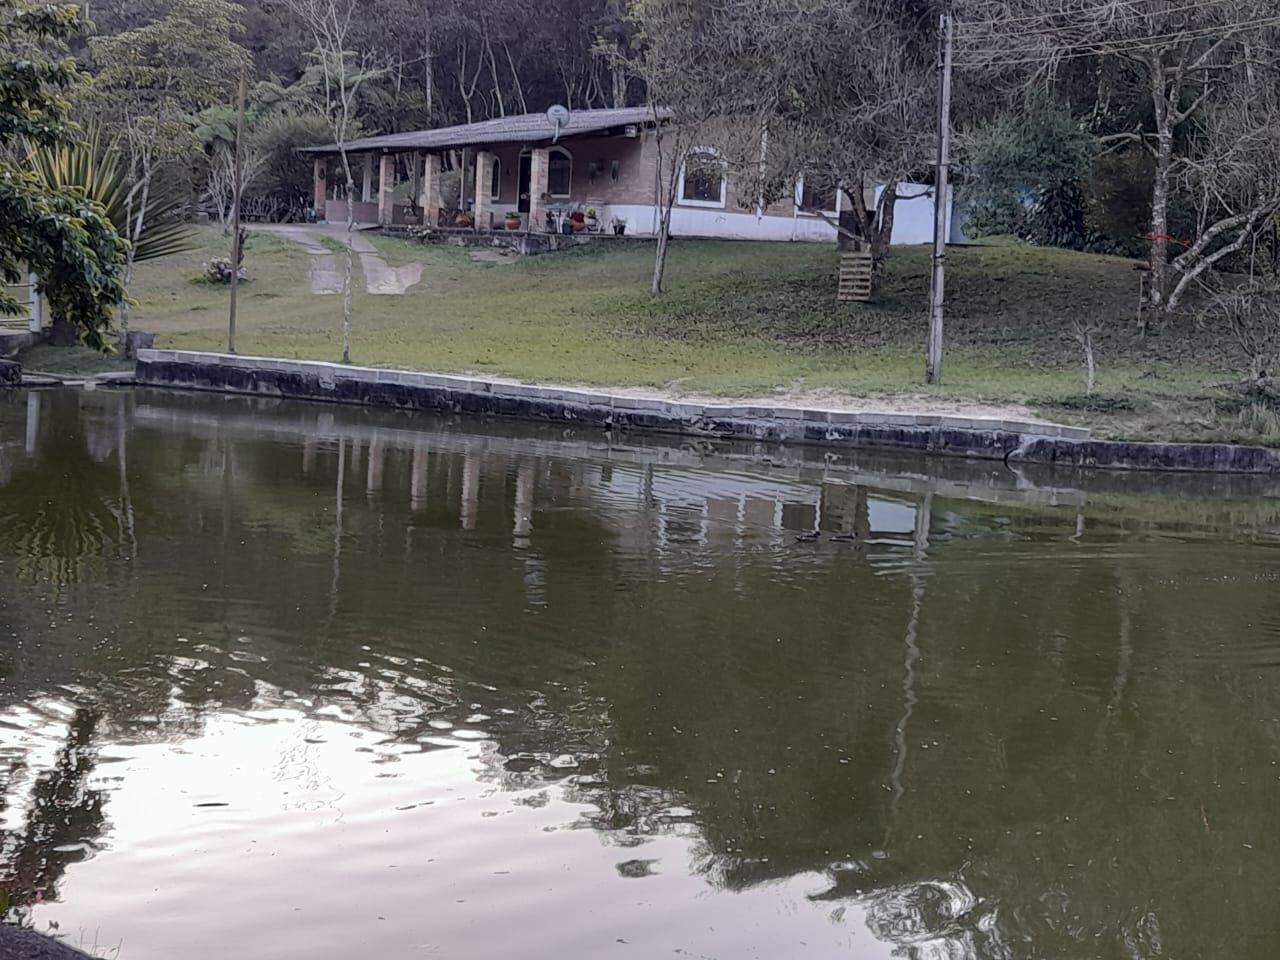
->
[196,257,247,284]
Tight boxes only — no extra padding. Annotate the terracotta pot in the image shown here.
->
[505,218,521,230]
[572,221,587,233]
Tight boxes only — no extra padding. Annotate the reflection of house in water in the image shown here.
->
[130,399,949,561]
[581,461,921,555]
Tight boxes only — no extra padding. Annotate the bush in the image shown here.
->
[964,196,1026,238]
[195,257,247,284]
[251,113,333,221]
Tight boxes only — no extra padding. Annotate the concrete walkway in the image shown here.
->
[254,225,422,296]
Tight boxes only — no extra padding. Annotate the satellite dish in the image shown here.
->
[546,104,571,142]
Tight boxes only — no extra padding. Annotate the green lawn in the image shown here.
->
[103,225,1274,444]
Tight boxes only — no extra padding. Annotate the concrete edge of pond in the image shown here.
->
[131,350,1280,475]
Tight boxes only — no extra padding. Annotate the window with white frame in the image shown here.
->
[490,158,502,200]
[678,148,727,208]
[796,174,838,215]
[548,147,572,198]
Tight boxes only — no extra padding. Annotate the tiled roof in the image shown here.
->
[303,106,666,155]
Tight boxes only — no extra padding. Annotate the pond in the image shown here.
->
[2,389,1280,959]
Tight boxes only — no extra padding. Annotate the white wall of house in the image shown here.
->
[600,182,955,245]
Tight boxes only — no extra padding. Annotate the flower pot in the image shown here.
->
[572,221,587,233]
[561,222,573,235]
[612,224,626,236]
[505,218,522,230]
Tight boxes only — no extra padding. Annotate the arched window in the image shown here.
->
[548,146,572,198]
[490,157,502,200]
[678,148,727,208]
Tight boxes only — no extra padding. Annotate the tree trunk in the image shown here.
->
[340,147,355,365]
[117,251,135,351]
[1084,330,1096,396]
[870,183,899,289]
[1146,58,1175,333]
[652,208,672,295]
[840,178,896,299]
[836,208,859,253]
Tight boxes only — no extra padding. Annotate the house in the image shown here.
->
[304,107,956,245]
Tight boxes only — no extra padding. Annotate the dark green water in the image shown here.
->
[2,389,1280,959]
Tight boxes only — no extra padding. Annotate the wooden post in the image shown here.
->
[925,5,954,386]
[228,69,247,355]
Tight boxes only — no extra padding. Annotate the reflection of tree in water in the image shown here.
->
[0,710,106,922]
[0,393,131,589]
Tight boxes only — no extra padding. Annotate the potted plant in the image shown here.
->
[505,211,522,230]
[610,216,626,236]
[585,207,599,230]
[569,211,586,233]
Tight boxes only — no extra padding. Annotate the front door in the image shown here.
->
[517,152,532,213]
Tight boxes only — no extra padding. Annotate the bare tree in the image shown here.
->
[1204,278,1280,398]
[206,141,267,233]
[88,0,250,352]
[955,0,1280,328]
[1070,315,1102,396]
[759,1,938,295]
[276,0,379,365]
[625,0,747,295]
[631,0,943,301]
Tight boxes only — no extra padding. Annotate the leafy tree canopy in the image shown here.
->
[0,1,126,348]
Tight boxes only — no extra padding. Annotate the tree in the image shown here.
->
[628,0,946,301]
[955,0,1280,329]
[27,131,195,345]
[0,1,126,350]
[88,0,252,351]
[960,94,1095,243]
[625,0,769,295]
[275,0,382,364]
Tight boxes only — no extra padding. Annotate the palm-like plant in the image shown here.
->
[26,129,195,349]
[28,129,195,265]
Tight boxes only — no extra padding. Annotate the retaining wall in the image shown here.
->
[132,350,1280,474]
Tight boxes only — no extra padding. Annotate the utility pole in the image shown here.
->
[926,4,954,386]
[228,69,248,354]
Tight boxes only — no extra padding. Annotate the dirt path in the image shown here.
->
[360,254,423,295]
[254,225,420,295]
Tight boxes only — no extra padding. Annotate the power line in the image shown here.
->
[954,0,1246,31]
[953,11,1280,66]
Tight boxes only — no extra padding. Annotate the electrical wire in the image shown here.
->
[953,0,1253,31]
[952,11,1280,67]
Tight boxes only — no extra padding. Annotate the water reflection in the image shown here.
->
[1,708,105,924]
[0,389,1279,958]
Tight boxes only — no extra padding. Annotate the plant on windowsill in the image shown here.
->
[505,211,522,230]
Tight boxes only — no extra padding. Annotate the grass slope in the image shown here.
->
[110,226,1273,443]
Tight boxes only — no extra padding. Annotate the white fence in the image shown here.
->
[1,273,42,333]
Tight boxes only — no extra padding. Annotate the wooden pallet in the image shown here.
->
[837,252,873,302]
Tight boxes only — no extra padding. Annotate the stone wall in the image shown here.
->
[131,350,1280,474]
